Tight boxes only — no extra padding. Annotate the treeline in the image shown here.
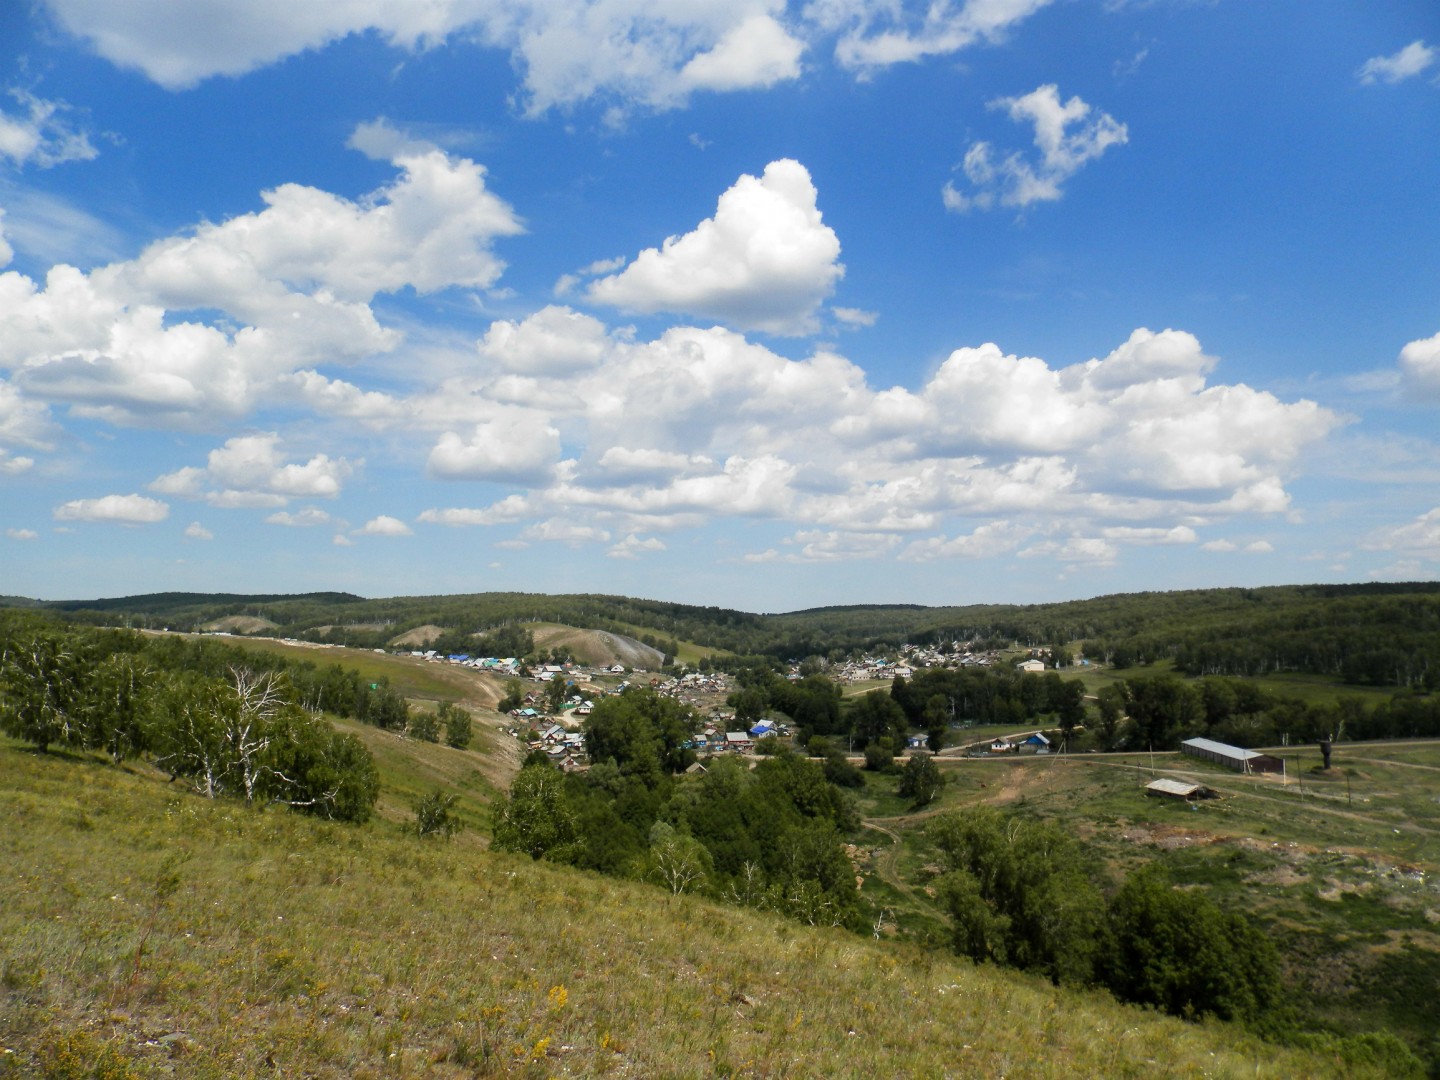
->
[1099,674,1440,751]
[17,581,1440,690]
[0,613,381,821]
[491,687,867,931]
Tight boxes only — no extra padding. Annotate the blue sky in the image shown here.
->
[2,1,1438,612]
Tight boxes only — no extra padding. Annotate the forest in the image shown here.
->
[16,581,1440,691]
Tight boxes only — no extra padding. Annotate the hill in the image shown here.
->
[0,738,1378,1079]
[33,582,1440,691]
[528,622,664,669]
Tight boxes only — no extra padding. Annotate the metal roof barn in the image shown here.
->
[1180,737,1283,774]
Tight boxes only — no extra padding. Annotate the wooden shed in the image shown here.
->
[1145,778,1216,800]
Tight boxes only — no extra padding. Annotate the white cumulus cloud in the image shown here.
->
[356,515,412,536]
[151,433,353,505]
[586,159,843,336]
[0,141,519,428]
[184,521,213,539]
[1397,330,1440,398]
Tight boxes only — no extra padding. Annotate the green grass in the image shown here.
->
[0,737,1385,1079]
[863,743,1440,1065]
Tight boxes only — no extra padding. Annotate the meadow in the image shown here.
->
[0,737,1390,1079]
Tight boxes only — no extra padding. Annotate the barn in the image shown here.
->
[1180,737,1283,774]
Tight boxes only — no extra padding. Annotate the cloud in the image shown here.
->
[899,521,1034,561]
[184,521,213,539]
[477,305,613,375]
[265,507,336,527]
[427,411,562,484]
[586,159,843,336]
[356,515,412,536]
[1201,539,1238,552]
[6,527,38,540]
[833,305,877,328]
[1244,540,1273,553]
[1397,330,1440,398]
[1357,40,1436,86]
[607,533,667,559]
[0,188,128,267]
[820,0,1055,70]
[0,89,99,169]
[42,1,805,114]
[54,493,169,523]
[1018,535,1119,567]
[151,433,354,505]
[0,142,519,427]
[1363,507,1440,559]
[678,14,804,92]
[944,84,1127,212]
[414,305,1335,571]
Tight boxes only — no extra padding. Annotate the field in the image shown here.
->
[0,737,1384,1079]
[850,741,1440,1061]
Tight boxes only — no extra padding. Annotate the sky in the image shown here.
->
[1,1,1438,613]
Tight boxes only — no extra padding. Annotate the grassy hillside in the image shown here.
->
[0,739,1381,1079]
[852,745,1440,1064]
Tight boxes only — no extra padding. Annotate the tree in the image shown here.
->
[583,688,696,782]
[83,652,156,762]
[848,689,907,750]
[0,632,89,752]
[1100,866,1281,1022]
[1095,685,1126,750]
[497,680,525,714]
[545,672,568,714]
[441,702,473,749]
[492,763,581,862]
[863,739,895,772]
[929,806,1102,986]
[414,790,462,838]
[647,821,711,895]
[898,752,942,807]
[408,709,442,743]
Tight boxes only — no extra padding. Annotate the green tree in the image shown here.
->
[0,632,89,752]
[545,672,569,714]
[441,702,473,749]
[583,687,696,782]
[1100,866,1282,1022]
[898,752,942,807]
[848,689,907,750]
[492,763,581,862]
[646,821,712,895]
[497,680,525,714]
[929,806,1102,986]
[408,709,442,743]
[414,790,462,839]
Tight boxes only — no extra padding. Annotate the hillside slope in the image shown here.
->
[0,741,1384,1079]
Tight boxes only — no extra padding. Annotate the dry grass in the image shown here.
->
[0,738,1380,1079]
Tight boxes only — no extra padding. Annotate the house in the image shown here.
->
[1024,733,1051,751]
[725,731,752,752]
[749,718,777,738]
[990,739,1013,753]
[907,734,928,750]
[1017,659,1045,674]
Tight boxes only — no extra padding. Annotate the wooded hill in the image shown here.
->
[13,581,1440,689]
